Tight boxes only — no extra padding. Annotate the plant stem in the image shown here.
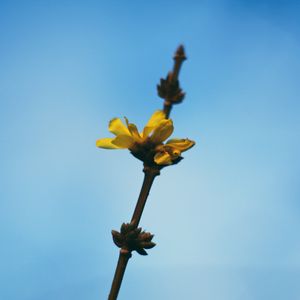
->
[108,45,185,299]
[108,250,131,300]
[163,45,186,119]
[163,101,172,119]
[108,166,160,299]
[131,166,160,226]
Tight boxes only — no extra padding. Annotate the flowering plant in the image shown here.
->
[97,45,195,299]
[96,110,194,166]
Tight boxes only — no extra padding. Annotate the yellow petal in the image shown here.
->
[146,110,166,127]
[150,119,174,144]
[156,144,181,159]
[96,138,120,149]
[128,123,143,142]
[143,110,166,138]
[166,138,195,152]
[124,117,143,143]
[154,151,172,165]
[109,118,131,136]
[169,148,181,159]
[111,134,135,149]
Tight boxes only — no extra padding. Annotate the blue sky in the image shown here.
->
[1,1,300,299]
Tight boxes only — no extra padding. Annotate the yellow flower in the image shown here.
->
[96,111,195,166]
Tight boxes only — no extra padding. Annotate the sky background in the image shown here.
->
[1,0,300,299]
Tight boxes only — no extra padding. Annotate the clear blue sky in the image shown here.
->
[1,1,300,299]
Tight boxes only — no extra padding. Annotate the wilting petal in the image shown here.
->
[96,138,120,149]
[166,138,195,152]
[142,110,166,138]
[157,145,181,160]
[169,148,181,159]
[109,118,131,136]
[111,134,135,149]
[154,151,172,165]
[150,119,174,144]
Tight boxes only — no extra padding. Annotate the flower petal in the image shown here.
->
[124,117,143,143]
[150,119,174,144]
[156,144,181,159]
[146,110,166,127]
[128,123,143,142]
[154,151,172,165]
[109,118,131,136]
[169,148,181,159]
[111,134,135,149]
[166,138,195,152]
[142,110,166,138]
[96,138,120,149]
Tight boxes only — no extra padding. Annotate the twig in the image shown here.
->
[157,45,187,118]
[108,45,187,299]
[108,166,160,299]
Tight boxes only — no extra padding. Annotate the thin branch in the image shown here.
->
[108,45,187,299]
[108,166,160,299]
[131,166,160,226]
[158,45,187,118]
[108,250,131,300]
